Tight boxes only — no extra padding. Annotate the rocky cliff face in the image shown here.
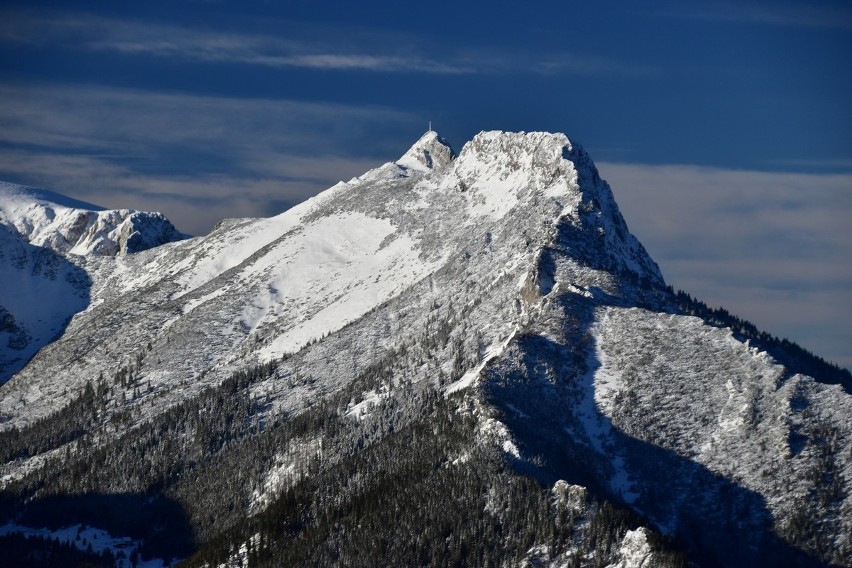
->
[0,131,848,566]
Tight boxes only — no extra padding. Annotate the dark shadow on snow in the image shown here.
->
[0,227,92,385]
[482,291,828,568]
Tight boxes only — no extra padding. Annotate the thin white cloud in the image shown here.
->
[0,8,473,73]
[532,56,657,78]
[599,161,852,369]
[0,8,638,77]
[254,54,473,74]
[0,83,415,155]
[765,158,852,171]
[0,82,416,150]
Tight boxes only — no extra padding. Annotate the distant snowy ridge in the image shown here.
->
[0,181,187,256]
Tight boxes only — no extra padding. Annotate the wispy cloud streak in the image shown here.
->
[0,83,416,234]
[0,8,642,76]
[0,8,473,73]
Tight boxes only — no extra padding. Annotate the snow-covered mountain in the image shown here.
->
[0,182,186,256]
[0,183,187,383]
[0,131,848,567]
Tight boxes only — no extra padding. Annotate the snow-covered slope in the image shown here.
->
[0,130,661,426]
[1,130,848,566]
[0,182,188,382]
[0,182,186,256]
[0,226,90,382]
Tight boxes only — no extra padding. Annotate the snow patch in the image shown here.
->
[480,416,521,459]
[446,326,519,394]
[214,533,260,568]
[182,288,227,315]
[254,212,445,359]
[250,438,323,513]
[345,385,390,420]
[0,522,176,567]
[605,528,656,568]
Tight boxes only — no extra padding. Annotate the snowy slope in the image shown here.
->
[0,182,188,382]
[0,226,90,382]
[395,129,455,172]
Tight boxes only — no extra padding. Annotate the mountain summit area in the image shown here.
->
[0,130,849,567]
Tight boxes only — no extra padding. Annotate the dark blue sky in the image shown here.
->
[3,0,851,169]
[1,0,850,369]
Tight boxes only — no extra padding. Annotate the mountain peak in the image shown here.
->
[396,130,455,172]
[3,128,850,567]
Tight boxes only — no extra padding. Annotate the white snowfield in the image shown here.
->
[1,130,850,564]
[0,227,90,382]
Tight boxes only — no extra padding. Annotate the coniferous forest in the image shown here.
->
[1,339,689,567]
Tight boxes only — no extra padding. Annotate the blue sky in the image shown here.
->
[1,0,850,369]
